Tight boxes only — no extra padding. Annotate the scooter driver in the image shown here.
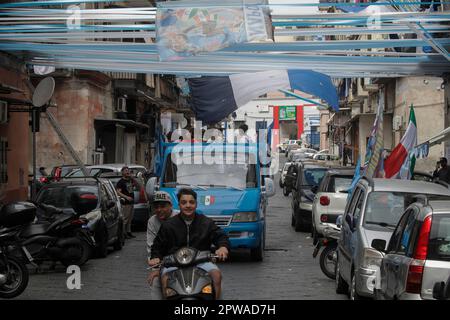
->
[148,188,230,299]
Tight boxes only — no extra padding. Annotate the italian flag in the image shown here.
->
[384,105,417,179]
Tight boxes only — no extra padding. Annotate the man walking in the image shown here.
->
[116,166,138,239]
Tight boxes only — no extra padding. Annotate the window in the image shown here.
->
[387,210,413,253]
[327,176,353,193]
[344,187,361,223]
[0,138,7,184]
[352,190,365,223]
[428,214,450,261]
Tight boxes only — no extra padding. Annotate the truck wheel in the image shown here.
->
[250,235,264,262]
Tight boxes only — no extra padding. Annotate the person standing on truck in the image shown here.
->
[116,166,138,239]
[148,188,230,299]
[147,191,177,299]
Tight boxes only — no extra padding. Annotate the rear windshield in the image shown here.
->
[302,168,327,187]
[428,214,450,261]
[327,176,353,192]
[37,185,99,209]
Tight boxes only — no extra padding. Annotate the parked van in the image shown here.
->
[146,142,275,261]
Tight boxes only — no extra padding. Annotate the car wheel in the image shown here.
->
[279,179,283,188]
[291,214,295,227]
[95,224,109,258]
[294,212,303,232]
[335,253,349,294]
[283,186,290,196]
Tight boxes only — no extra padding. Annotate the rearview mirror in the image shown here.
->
[371,239,386,252]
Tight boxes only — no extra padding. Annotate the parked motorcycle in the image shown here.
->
[7,191,97,269]
[155,247,219,300]
[0,202,36,299]
[312,225,341,280]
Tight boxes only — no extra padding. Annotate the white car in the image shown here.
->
[279,162,292,188]
[311,168,354,244]
[313,153,339,161]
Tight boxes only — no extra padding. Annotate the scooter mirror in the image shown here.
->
[146,177,158,200]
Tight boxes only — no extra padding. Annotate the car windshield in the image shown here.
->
[163,151,257,189]
[428,214,450,261]
[302,168,327,187]
[364,192,450,228]
[329,176,353,192]
[37,185,99,209]
[293,153,308,161]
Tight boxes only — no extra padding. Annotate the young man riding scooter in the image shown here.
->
[148,188,230,299]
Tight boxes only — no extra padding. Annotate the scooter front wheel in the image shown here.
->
[0,255,29,299]
[319,243,337,280]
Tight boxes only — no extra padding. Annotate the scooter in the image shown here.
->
[0,202,36,299]
[156,247,219,300]
[312,225,341,280]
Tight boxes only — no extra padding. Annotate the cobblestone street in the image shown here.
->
[14,167,343,300]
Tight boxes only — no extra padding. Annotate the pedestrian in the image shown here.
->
[433,157,450,183]
[148,188,230,299]
[146,191,177,299]
[116,166,138,239]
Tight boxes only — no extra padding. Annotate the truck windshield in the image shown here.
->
[163,152,257,189]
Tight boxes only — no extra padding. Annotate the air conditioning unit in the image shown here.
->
[116,97,127,112]
[93,152,104,165]
[0,101,7,124]
[393,115,403,131]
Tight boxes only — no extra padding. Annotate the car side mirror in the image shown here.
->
[336,215,343,229]
[371,239,386,252]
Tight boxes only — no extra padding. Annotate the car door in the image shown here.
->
[100,183,118,240]
[382,209,416,299]
[340,187,363,280]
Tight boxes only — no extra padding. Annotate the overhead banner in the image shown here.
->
[156,0,272,61]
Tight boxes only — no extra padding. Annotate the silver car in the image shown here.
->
[312,168,354,244]
[335,177,450,300]
[375,199,450,300]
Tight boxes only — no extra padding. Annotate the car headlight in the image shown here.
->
[174,247,195,265]
[232,212,257,222]
[362,247,384,269]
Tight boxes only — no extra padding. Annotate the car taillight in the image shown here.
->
[80,194,97,200]
[55,167,62,181]
[320,214,328,222]
[139,187,147,203]
[320,196,330,206]
[406,215,432,294]
[39,177,48,183]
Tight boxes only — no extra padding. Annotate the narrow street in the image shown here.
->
[14,163,343,300]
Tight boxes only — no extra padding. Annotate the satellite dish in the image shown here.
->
[32,77,55,107]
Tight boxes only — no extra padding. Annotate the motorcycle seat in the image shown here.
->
[19,222,52,238]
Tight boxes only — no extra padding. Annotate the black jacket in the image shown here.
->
[150,213,230,260]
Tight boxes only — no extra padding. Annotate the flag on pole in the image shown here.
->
[363,100,384,178]
[347,156,362,197]
[384,104,417,179]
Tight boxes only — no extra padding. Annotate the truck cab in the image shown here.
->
[146,142,275,261]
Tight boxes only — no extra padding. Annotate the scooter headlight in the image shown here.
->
[201,285,213,294]
[175,247,195,265]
